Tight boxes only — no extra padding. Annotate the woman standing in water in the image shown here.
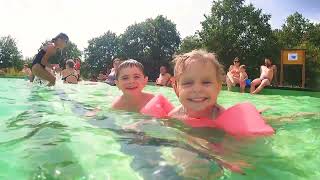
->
[106,58,122,86]
[32,33,69,86]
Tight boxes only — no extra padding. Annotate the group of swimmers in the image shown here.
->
[26,32,274,121]
[226,57,278,94]
[25,33,319,176]
[121,55,277,95]
[27,32,275,96]
[26,33,313,124]
[22,33,81,85]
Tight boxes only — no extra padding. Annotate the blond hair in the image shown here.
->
[172,49,225,83]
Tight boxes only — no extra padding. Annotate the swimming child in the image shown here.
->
[112,59,154,112]
[169,50,225,120]
[239,65,248,93]
[110,57,249,175]
[31,33,69,86]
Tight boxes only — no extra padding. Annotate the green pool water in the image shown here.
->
[0,78,319,180]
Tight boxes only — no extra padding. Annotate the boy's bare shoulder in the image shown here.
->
[143,92,155,100]
[111,96,123,109]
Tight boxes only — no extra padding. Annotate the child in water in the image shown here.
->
[31,33,69,86]
[156,65,172,86]
[169,50,225,120]
[112,59,154,112]
[239,65,248,93]
[109,57,249,175]
[169,50,317,124]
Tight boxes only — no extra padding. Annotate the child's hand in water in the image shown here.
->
[219,160,252,174]
[265,112,319,122]
[122,122,141,132]
[85,107,101,117]
[185,134,252,174]
[122,120,153,132]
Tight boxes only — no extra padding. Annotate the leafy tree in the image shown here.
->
[83,31,120,78]
[306,23,320,47]
[178,35,202,53]
[277,12,311,48]
[0,36,23,70]
[199,0,276,77]
[303,41,320,89]
[121,15,180,79]
[275,13,319,88]
[120,23,147,60]
[82,16,180,79]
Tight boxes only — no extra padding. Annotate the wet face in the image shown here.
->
[115,66,148,96]
[160,66,167,75]
[173,60,221,112]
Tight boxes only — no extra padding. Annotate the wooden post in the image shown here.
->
[302,62,305,88]
[280,50,283,86]
[280,49,306,88]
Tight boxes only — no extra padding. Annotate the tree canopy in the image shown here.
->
[84,15,180,80]
[199,0,277,76]
[0,36,23,70]
[84,31,120,75]
[178,35,202,53]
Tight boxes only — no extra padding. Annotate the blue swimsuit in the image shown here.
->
[32,49,46,68]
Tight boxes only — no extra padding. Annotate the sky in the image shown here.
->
[0,0,319,58]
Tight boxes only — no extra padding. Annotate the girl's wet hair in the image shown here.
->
[52,33,69,43]
[172,49,225,83]
[115,59,145,79]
